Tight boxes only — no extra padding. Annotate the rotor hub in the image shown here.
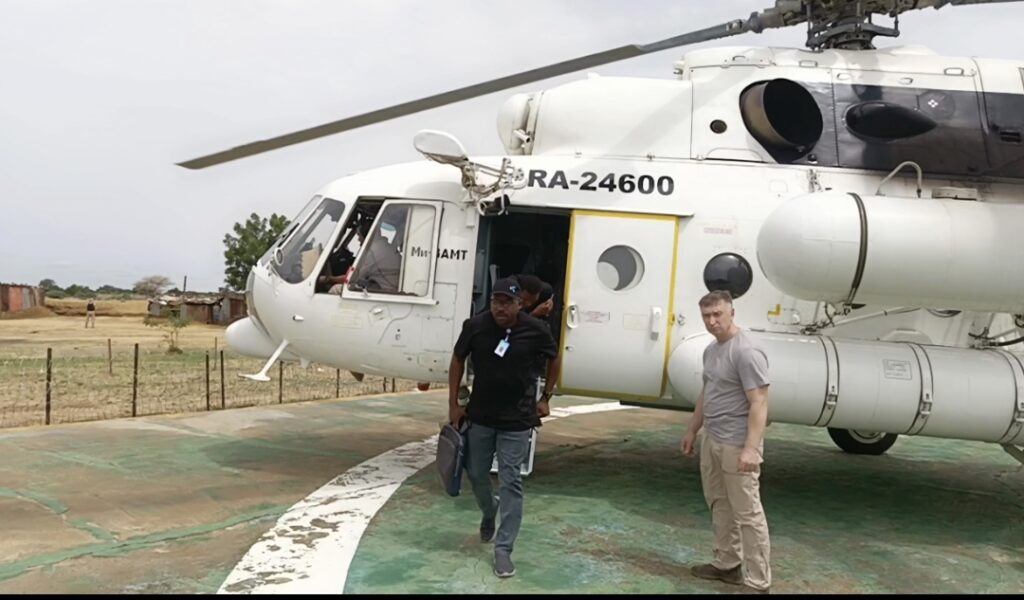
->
[805,12,901,50]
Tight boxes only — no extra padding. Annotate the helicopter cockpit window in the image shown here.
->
[271,198,347,284]
[260,195,322,268]
[349,203,437,296]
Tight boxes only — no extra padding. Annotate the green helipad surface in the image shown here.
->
[0,390,1020,594]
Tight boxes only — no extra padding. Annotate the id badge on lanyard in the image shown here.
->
[494,329,511,357]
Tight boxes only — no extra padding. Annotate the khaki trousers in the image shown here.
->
[699,433,771,590]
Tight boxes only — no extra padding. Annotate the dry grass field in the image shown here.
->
[0,314,224,359]
[44,297,150,317]
[0,314,418,428]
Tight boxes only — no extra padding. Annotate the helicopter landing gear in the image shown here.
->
[1002,444,1024,466]
[827,428,899,455]
[240,339,290,382]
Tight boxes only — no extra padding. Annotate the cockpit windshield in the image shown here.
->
[271,197,347,284]
[259,195,321,268]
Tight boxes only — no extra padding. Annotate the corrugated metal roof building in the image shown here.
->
[0,284,46,314]
[147,294,246,325]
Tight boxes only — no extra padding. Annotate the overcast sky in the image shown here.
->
[2,0,1022,292]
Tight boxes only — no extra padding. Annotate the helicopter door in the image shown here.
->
[558,211,678,400]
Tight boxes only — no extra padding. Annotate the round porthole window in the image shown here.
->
[703,253,753,298]
[597,245,645,291]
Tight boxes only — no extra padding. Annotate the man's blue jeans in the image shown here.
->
[465,422,532,555]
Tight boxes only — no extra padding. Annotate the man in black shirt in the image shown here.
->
[448,277,561,579]
[513,274,557,413]
[85,299,96,328]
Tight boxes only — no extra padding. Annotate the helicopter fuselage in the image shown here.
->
[229,45,1024,448]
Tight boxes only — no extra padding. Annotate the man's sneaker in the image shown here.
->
[479,513,497,543]
[494,552,516,578]
[690,563,743,585]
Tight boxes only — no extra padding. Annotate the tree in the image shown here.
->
[223,212,290,291]
[64,284,95,298]
[38,278,62,292]
[134,275,173,298]
[96,284,130,295]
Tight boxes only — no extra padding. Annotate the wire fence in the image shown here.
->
[0,341,421,428]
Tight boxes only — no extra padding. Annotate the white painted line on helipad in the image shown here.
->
[218,402,635,594]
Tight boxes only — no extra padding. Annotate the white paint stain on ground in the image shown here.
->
[218,402,635,594]
[95,420,213,437]
[179,408,297,435]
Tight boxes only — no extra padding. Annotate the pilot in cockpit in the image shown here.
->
[318,217,372,294]
[351,208,407,294]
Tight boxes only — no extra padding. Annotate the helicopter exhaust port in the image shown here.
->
[739,78,823,160]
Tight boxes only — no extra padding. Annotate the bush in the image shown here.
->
[144,308,189,354]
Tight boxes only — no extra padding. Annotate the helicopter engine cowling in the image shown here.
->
[667,331,1024,445]
[756,190,1024,313]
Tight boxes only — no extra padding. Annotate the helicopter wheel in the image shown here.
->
[827,428,899,455]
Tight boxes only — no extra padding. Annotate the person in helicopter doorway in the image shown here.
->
[512,274,556,405]
[448,277,561,578]
[513,274,555,323]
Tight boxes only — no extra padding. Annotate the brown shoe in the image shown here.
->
[691,563,743,585]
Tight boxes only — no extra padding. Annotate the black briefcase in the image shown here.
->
[436,421,468,497]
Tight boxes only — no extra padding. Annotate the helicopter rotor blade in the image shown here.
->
[176,14,791,170]
[177,0,1024,169]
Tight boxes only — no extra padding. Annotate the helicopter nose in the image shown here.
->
[226,317,279,359]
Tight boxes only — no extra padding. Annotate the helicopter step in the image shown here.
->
[669,331,1024,451]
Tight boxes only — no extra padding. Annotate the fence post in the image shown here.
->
[336,369,340,398]
[205,351,211,411]
[213,337,218,369]
[45,348,52,425]
[220,350,225,409]
[107,338,113,376]
[278,361,283,404]
[391,378,396,393]
[132,343,139,417]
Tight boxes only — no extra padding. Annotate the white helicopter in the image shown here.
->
[179,0,1024,463]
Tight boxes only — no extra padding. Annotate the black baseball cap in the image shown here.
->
[491,277,521,299]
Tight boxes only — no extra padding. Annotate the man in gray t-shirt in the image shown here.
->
[681,290,771,593]
[701,325,770,447]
